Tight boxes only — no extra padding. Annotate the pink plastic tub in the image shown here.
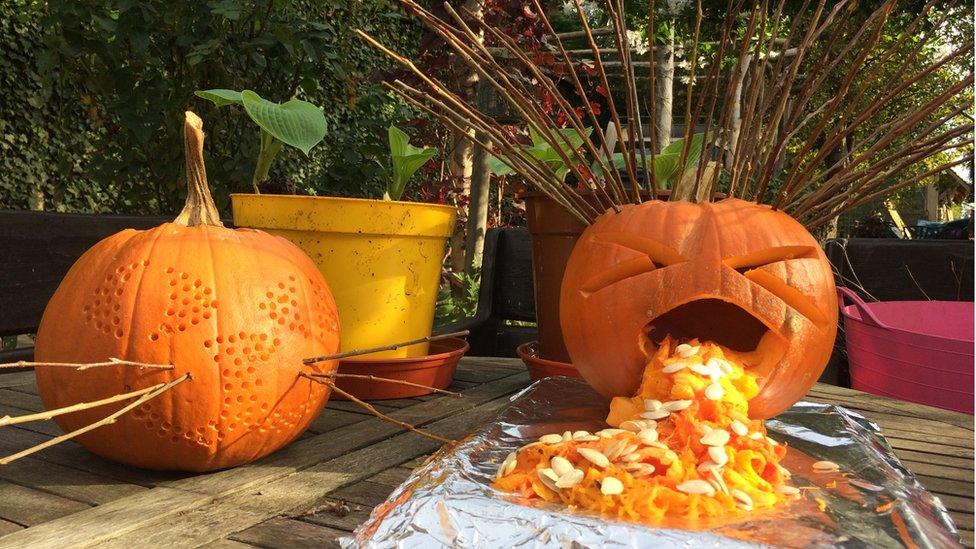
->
[838,287,974,414]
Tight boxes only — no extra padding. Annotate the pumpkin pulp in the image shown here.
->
[493,337,793,523]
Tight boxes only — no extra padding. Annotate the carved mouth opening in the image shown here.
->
[641,298,787,372]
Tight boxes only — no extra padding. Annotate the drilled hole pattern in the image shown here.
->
[152,270,215,341]
[260,277,312,337]
[82,260,150,338]
[126,272,333,448]
[308,277,340,344]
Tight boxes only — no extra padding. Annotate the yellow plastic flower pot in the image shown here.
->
[231,194,456,358]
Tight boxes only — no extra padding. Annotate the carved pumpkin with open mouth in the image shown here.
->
[560,198,837,419]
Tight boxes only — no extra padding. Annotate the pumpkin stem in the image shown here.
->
[174,111,224,227]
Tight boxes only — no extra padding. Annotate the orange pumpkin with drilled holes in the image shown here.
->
[32,112,340,471]
[560,198,837,419]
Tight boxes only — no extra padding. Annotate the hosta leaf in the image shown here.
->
[194,89,242,107]
[387,125,436,200]
[241,90,327,155]
[488,154,514,176]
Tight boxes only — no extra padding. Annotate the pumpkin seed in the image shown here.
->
[730,420,749,437]
[776,485,800,496]
[576,435,600,442]
[619,420,644,432]
[638,428,659,443]
[700,429,730,447]
[662,450,679,464]
[705,382,724,401]
[748,432,764,440]
[646,440,669,450]
[600,476,624,495]
[707,357,732,375]
[631,464,656,477]
[551,456,574,477]
[731,488,753,510]
[676,343,700,358]
[690,363,714,377]
[708,446,729,466]
[621,444,639,456]
[766,436,779,446]
[643,399,663,412]
[676,479,715,496]
[641,409,671,420]
[663,400,693,412]
[662,361,691,374]
[622,452,642,462]
[710,469,729,494]
[539,433,563,444]
[538,467,560,491]
[812,460,840,472]
[496,452,517,479]
[604,440,627,460]
[597,428,628,438]
[555,468,584,489]
[562,431,573,442]
[697,461,719,474]
[578,447,610,468]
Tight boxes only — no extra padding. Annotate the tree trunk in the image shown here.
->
[464,130,492,274]
[654,26,675,153]
[447,0,484,286]
[923,183,939,221]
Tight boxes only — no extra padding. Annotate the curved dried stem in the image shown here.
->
[302,374,454,445]
[303,330,469,364]
[306,372,462,398]
[0,373,191,465]
[0,382,173,427]
[0,358,174,371]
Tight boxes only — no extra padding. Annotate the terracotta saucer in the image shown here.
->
[517,340,582,382]
[333,337,469,400]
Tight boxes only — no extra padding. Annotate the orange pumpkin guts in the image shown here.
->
[32,112,340,471]
[560,199,837,419]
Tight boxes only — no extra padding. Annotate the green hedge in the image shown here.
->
[0,0,420,214]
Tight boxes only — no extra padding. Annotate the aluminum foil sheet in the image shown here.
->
[345,378,962,548]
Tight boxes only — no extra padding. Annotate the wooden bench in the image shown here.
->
[0,211,171,363]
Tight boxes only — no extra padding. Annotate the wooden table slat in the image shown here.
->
[229,517,344,549]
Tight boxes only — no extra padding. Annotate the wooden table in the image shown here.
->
[0,357,969,548]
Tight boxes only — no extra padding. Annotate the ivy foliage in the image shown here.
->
[0,0,420,214]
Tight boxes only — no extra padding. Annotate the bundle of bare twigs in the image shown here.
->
[359,0,973,229]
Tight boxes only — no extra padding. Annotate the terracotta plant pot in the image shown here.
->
[523,189,662,363]
[333,337,469,400]
[516,341,581,382]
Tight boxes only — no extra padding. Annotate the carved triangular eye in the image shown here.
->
[723,246,828,326]
[722,246,819,272]
[592,233,687,268]
[579,233,687,295]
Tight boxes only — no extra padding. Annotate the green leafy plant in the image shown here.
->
[434,269,480,327]
[195,89,328,194]
[602,132,711,188]
[385,125,436,201]
[488,127,591,182]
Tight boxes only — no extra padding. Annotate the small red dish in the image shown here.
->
[333,337,469,400]
[517,340,582,382]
